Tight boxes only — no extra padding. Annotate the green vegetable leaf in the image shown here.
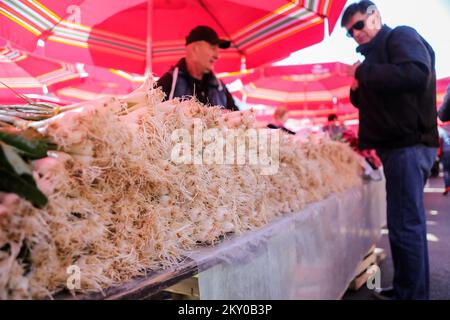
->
[0,127,49,159]
[0,168,48,208]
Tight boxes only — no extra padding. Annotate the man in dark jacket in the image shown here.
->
[342,1,439,300]
[156,26,238,111]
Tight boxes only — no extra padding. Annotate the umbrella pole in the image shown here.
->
[145,0,153,78]
[324,17,330,40]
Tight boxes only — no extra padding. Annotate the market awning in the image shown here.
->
[0,0,348,75]
[437,77,450,105]
[0,40,79,103]
[231,62,357,122]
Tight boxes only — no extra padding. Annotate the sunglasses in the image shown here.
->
[346,12,374,38]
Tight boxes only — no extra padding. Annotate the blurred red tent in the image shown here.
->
[54,66,142,102]
[0,40,79,103]
[0,39,140,104]
[231,62,357,125]
[437,77,450,106]
[0,0,348,76]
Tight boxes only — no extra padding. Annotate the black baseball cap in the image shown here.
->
[186,26,231,49]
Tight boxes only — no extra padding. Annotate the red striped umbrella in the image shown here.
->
[54,65,142,102]
[0,37,141,104]
[437,77,450,106]
[233,62,356,120]
[0,0,84,50]
[0,0,347,75]
[0,41,80,103]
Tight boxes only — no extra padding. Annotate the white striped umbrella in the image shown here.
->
[0,0,348,75]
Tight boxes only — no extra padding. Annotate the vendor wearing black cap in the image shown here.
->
[156,26,238,111]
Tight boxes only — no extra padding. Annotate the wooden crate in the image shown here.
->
[348,245,378,291]
[164,275,200,300]
[374,247,386,264]
[164,246,388,297]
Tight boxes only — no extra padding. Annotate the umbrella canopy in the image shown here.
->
[437,77,450,106]
[0,0,348,75]
[0,54,42,103]
[0,0,84,50]
[0,41,80,103]
[233,62,356,117]
[0,38,141,104]
[55,65,142,102]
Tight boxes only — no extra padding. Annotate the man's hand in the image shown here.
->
[348,61,361,91]
[0,193,20,217]
[347,61,362,78]
[351,79,360,91]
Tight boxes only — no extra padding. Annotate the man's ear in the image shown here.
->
[367,11,382,31]
[186,42,199,59]
[193,42,203,54]
[373,11,383,29]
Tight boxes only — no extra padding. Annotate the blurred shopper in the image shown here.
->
[439,85,450,195]
[322,114,347,141]
[438,125,450,195]
[342,1,439,300]
[157,26,238,111]
[267,106,296,135]
[438,84,450,122]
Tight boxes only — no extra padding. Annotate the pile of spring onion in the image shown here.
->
[0,80,364,299]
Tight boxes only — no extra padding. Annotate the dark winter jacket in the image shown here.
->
[156,58,238,111]
[350,25,439,149]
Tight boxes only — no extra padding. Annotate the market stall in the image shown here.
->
[54,177,385,300]
[0,81,372,299]
[195,178,385,300]
[0,0,347,76]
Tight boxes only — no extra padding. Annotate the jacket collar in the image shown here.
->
[174,58,220,87]
[356,25,392,56]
